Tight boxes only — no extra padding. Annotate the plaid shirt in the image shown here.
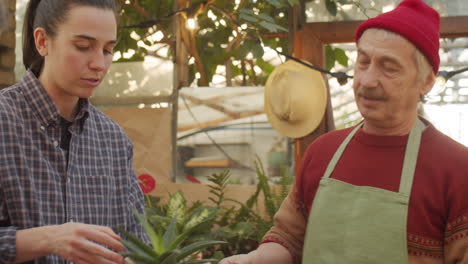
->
[0,71,148,263]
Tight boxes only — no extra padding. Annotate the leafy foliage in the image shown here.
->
[115,200,226,264]
[115,0,354,86]
[119,158,293,262]
[325,44,349,71]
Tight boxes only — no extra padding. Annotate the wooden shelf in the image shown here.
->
[185,159,232,168]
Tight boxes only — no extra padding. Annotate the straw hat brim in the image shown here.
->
[264,60,328,138]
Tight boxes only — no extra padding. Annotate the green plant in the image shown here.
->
[115,205,226,264]
[115,0,358,86]
[205,157,292,255]
[124,158,293,261]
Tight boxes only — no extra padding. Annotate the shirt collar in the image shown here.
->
[19,70,90,128]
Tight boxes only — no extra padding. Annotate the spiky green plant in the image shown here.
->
[115,210,226,264]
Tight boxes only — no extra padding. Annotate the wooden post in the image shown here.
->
[171,0,190,181]
[291,23,335,176]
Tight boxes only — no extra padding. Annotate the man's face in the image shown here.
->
[353,29,427,128]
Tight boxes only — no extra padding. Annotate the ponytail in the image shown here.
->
[22,0,43,76]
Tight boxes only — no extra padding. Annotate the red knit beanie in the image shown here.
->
[355,0,440,74]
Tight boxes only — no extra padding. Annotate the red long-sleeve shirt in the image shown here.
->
[264,122,468,264]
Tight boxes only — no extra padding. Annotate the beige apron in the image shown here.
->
[302,119,424,264]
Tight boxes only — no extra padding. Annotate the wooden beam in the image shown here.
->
[301,16,468,44]
[185,159,231,168]
[178,90,262,110]
[180,93,248,118]
[177,110,264,132]
[440,16,468,38]
[90,95,172,106]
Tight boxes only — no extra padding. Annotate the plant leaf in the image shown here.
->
[334,47,348,67]
[167,191,186,226]
[259,21,287,33]
[134,211,164,255]
[265,0,282,8]
[252,43,264,59]
[325,0,338,16]
[167,210,218,251]
[160,249,180,264]
[121,253,157,264]
[258,13,275,23]
[184,207,217,232]
[238,9,255,15]
[325,44,335,71]
[239,13,258,23]
[163,216,178,250]
[113,226,159,259]
[177,240,227,261]
[120,239,157,263]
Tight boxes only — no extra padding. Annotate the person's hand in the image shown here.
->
[46,222,125,264]
[219,254,253,264]
[125,257,136,264]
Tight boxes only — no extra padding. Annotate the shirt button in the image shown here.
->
[53,141,59,148]
[40,126,45,131]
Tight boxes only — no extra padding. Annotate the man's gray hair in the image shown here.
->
[414,47,433,82]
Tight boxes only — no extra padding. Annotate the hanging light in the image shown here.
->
[186,17,198,30]
[431,66,468,95]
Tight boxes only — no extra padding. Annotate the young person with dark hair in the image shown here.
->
[0,1,148,263]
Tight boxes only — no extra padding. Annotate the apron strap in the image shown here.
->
[399,119,424,195]
[323,123,363,180]
[322,119,424,196]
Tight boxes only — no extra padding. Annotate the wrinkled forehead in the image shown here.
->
[358,28,415,48]
[357,28,418,58]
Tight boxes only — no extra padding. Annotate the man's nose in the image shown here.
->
[359,64,380,88]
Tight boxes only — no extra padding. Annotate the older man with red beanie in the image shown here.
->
[220,0,468,263]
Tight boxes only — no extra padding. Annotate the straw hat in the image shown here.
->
[264,60,327,138]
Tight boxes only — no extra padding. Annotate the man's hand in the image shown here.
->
[218,243,293,264]
[16,223,126,264]
[219,254,252,264]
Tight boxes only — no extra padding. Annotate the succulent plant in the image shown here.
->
[115,210,226,264]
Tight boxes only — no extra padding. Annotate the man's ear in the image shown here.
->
[34,27,49,57]
[420,71,436,96]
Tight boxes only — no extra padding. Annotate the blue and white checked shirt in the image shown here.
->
[0,71,148,263]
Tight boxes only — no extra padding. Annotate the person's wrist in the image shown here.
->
[37,225,57,255]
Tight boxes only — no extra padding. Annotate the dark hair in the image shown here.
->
[22,0,118,76]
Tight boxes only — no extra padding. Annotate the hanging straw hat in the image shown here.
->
[264,60,328,138]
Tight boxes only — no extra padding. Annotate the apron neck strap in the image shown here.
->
[322,123,361,180]
[399,118,424,195]
[322,119,424,196]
